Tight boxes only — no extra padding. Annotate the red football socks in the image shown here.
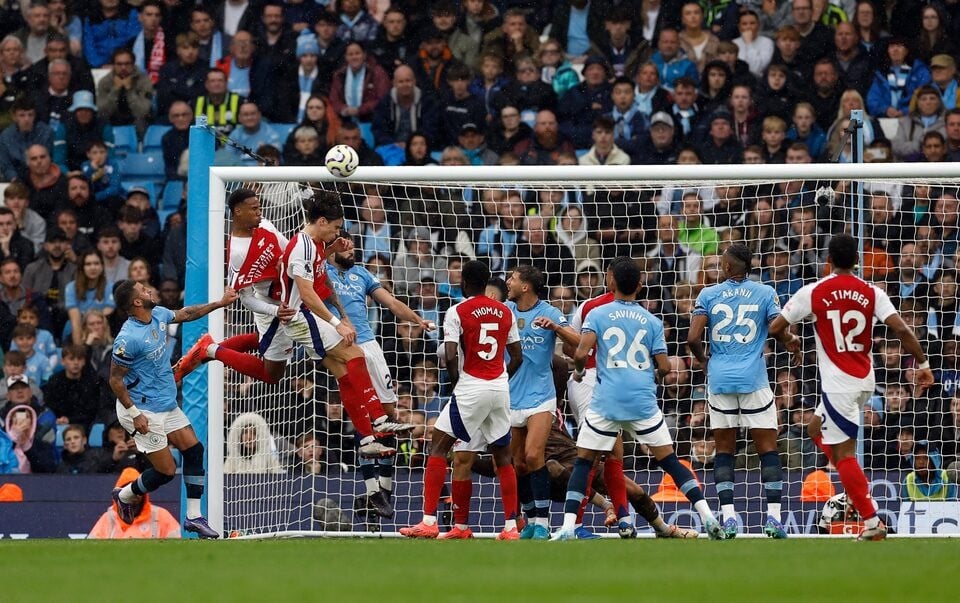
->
[424,456,448,516]
[214,348,277,384]
[836,457,877,520]
[337,373,373,438]
[812,434,835,465]
[604,458,629,519]
[452,479,472,525]
[346,357,386,419]
[219,333,259,353]
[497,464,518,521]
[576,466,597,523]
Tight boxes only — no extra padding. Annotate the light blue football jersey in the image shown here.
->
[693,278,780,394]
[583,300,667,421]
[325,262,383,345]
[112,307,179,413]
[506,300,567,410]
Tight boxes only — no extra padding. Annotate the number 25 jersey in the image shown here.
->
[780,273,896,393]
[443,295,520,392]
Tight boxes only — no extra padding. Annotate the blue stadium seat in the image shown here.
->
[143,124,172,151]
[430,151,442,162]
[122,180,157,207]
[113,125,139,157]
[88,423,105,447]
[575,148,589,158]
[161,180,185,209]
[55,423,67,448]
[158,207,178,226]
[272,122,297,142]
[359,122,375,148]
[120,151,165,184]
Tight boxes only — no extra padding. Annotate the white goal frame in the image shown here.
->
[204,162,960,537]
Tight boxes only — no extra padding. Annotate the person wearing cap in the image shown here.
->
[439,61,486,148]
[330,41,391,123]
[700,110,743,164]
[456,121,499,165]
[23,227,76,331]
[556,55,613,148]
[81,0,143,69]
[1,374,56,445]
[903,441,957,501]
[867,38,932,118]
[411,24,455,95]
[921,54,960,111]
[52,89,116,173]
[336,0,380,43]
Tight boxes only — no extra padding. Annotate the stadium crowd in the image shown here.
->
[0,0,957,503]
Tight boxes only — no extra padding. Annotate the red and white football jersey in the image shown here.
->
[781,273,896,393]
[228,219,288,304]
[571,292,614,370]
[281,232,333,309]
[443,295,519,391]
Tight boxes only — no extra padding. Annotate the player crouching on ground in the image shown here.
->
[552,258,725,540]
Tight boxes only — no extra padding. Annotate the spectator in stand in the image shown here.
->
[455,122,498,166]
[58,173,112,239]
[492,52,557,122]
[56,424,113,473]
[922,55,960,112]
[16,308,53,374]
[283,125,323,166]
[770,25,806,85]
[485,104,531,155]
[470,52,510,123]
[914,5,958,67]
[226,102,281,166]
[2,394,56,473]
[728,83,760,147]
[481,7,540,75]
[510,214,576,288]
[919,131,947,163]
[806,58,843,132]
[65,249,114,345]
[131,0,165,85]
[699,110,743,164]
[513,109,575,165]
[55,208,92,258]
[0,99,55,182]
[215,30,260,102]
[760,115,788,163]
[438,61,486,149]
[116,206,160,267]
[831,22,871,98]
[410,24,454,96]
[677,1,719,74]
[633,61,672,120]
[53,91,116,173]
[194,68,242,137]
[669,76,702,144]
[558,55,612,149]
[224,412,284,474]
[96,48,154,136]
[580,115,631,166]
[3,183,44,254]
[13,2,57,64]
[188,6,223,68]
[28,58,73,131]
[88,468,181,537]
[336,119,383,166]
[284,95,339,159]
[903,441,957,500]
[161,101,191,182]
[447,0,498,71]
[0,353,43,404]
[825,89,884,153]
[699,61,732,116]
[336,0,379,43]
[81,308,113,385]
[786,101,827,161]
[402,132,437,166]
[24,32,95,97]
[867,38,931,119]
[598,5,651,80]
[756,63,798,121]
[155,33,207,121]
[330,41,391,125]
[892,85,945,161]
[372,64,439,149]
[82,0,141,69]
[634,110,678,164]
[792,0,835,67]
[0,208,34,272]
[369,6,415,74]
[10,323,51,384]
[95,225,129,284]
[80,140,124,207]
[537,38,579,99]
[23,227,74,335]
[651,28,698,92]
[734,8,773,78]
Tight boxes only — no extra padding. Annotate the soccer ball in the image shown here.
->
[325,144,359,178]
[815,185,836,206]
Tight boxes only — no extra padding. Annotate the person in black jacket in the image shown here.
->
[55,423,113,474]
[510,214,576,288]
[155,33,207,121]
[0,208,35,272]
[43,343,100,431]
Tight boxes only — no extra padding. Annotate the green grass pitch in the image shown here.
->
[4,538,957,603]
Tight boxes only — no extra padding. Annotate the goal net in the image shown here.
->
[202,163,960,538]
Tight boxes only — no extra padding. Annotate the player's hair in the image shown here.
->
[228,188,258,213]
[612,257,642,297]
[724,243,752,275]
[462,260,491,293]
[113,279,137,312]
[512,264,544,294]
[302,190,344,224]
[486,276,507,301]
[828,233,858,269]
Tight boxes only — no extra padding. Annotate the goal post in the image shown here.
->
[196,161,960,538]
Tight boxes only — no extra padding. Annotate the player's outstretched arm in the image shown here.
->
[109,361,147,434]
[884,312,935,391]
[444,342,460,390]
[172,288,239,323]
[372,288,434,331]
[686,314,709,369]
[533,316,580,347]
[505,341,523,377]
[571,331,598,381]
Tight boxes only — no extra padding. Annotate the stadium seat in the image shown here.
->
[122,180,157,206]
[359,122,375,148]
[120,151,165,184]
[54,423,68,448]
[112,125,139,157]
[272,122,297,142]
[143,124,172,151]
[91,67,110,90]
[575,149,589,158]
[879,118,899,140]
[430,151,442,162]
[157,206,178,226]
[88,423,105,447]
[161,180,185,209]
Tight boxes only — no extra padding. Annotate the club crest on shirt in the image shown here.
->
[349,274,359,281]
[151,329,158,340]
[115,339,126,357]
[517,318,525,329]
